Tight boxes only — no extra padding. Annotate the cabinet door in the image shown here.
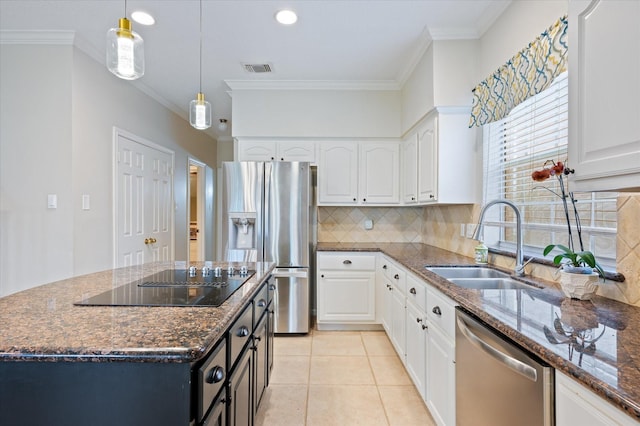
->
[317,271,376,322]
[359,142,401,204]
[405,301,427,399]
[556,372,637,426]
[390,287,406,358]
[237,140,278,161]
[278,141,316,162]
[228,348,253,426]
[417,117,437,202]
[569,0,640,191]
[426,326,455,426]
[402,133,418,204]
[380,278,393,334]
[318,142,358,204]
[253,313,268,412]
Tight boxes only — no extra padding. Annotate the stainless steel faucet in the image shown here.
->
[472,199,526,277]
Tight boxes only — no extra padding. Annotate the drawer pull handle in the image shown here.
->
[254,336,262,342]
[205,366,225,384]
[343,259,352,265]
[422,324,428,330]
[432,306,442,316]
[236,326,250,337]
[416,318,423,323]
[383,265,388,269]
[409,287,416,295]
[394,274,399,280]
[268,285,276,291]
[257,299,267,308]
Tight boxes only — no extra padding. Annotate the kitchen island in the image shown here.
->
[318,242,640,424]
[0,261,275,426]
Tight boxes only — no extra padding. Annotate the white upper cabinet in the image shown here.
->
[318,141,400,205]
[402,133,418,203]
[318,142,359,204]
[358,142,401,204]
[402,109,476,205]
[569,0,640,191]
[236,139,317,163]
[417,116,437,203]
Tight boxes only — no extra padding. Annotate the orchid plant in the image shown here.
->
[532,160,604,278]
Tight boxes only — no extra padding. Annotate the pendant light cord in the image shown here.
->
[124,0,127,16]
[199,0,203,93]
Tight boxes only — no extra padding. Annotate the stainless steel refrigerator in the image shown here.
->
[221,161,314,333]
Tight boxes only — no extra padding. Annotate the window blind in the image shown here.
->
[482,72,617,265]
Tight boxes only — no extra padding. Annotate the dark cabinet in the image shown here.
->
[228,345,253,426]
[203,389,227,426]
[253,312,268,409]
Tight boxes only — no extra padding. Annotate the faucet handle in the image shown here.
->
[515,257,535,276]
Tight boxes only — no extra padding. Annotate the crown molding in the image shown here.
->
[0,30,75,45]
[224,79,401,91]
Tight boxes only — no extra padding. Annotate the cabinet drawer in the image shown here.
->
[406,273,427,313]
[380,258,406,295]
[254,281,269,325]
[228,304,253,368]
[317,253,376,271]
[426,288,456,339]
[197,339,227,423]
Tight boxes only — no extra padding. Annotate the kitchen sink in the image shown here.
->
[426,266,537,290]
[448,278,533,290]
[426,267,510,279]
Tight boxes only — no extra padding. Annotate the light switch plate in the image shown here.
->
[82,194,90,210]
[47,194,57,209]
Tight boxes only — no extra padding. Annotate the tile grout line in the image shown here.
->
[362,331,393,426]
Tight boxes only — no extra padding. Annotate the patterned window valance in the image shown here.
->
[469,16,568,127]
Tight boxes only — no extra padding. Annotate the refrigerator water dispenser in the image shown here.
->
[229,215,256,250]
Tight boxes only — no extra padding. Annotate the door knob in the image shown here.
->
[144,237,157,244]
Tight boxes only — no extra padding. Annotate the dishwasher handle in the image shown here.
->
[456,315,538,382]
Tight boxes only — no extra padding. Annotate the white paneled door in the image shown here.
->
[115,129,174,267]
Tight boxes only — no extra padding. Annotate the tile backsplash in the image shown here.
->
[317,194,640,306]
[317,206,423,243]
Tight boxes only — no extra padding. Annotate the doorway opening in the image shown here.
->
[188,160,206,262]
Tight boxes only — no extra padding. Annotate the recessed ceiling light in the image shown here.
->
[131,11,155,26]
[275,9,297,25]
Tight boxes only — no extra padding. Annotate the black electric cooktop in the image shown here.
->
[74,269,255,307]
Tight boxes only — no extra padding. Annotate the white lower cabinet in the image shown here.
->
[426,325,456,426]
[390,286,406,358]
[316,252,377,326]
[556,372,638,426]
[405,300,427,399]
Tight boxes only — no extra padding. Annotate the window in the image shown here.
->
[482,72,617,267]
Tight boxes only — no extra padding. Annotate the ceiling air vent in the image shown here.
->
[243,63,273,73]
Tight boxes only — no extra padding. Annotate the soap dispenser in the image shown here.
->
[475,242,488,264]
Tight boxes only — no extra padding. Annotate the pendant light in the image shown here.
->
[189,0,211,130]
[106,0,144,80]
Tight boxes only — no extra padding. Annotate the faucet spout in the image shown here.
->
[473,199,525,277]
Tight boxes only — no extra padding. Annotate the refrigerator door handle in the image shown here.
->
[272,268,308,278]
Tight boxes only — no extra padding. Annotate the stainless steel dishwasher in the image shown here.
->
[455,307,554,425]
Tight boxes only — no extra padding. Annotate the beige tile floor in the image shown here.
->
[255,330,437,426]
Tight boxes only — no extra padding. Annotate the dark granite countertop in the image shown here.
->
[0,261,274,363]
[318,242,640,422]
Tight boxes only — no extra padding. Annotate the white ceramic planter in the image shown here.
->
[559,270,599,300]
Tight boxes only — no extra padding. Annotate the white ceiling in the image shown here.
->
[0,0,511,138]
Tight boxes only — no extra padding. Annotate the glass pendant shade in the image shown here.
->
[190,93,212,130]
[106,18,144,80]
